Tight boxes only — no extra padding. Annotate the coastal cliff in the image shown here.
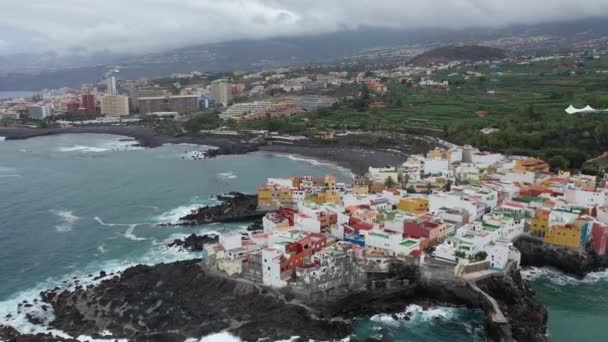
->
[36,259,547,341]
[514,237,608,278]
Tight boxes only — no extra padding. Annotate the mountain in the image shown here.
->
[409,45,507,66]
[1,17,608,91]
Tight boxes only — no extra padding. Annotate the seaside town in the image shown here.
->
[1,48,605,125]
[197,144,608,293]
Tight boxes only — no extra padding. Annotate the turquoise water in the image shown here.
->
[1,134,603,341]
[523,267,608,342]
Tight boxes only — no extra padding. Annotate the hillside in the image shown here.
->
[2,17,608,90]
[409,45,507,66]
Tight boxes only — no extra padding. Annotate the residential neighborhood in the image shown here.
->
[201,144,608,292]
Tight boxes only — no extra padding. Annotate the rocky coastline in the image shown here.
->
[514,236,608,278]
[174,192,267,226]
[28,257,547,342]
[0,126,411,174]
[167,234,219,252]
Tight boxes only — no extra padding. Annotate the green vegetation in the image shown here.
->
[286,55,608,172]
[473,251,488,262]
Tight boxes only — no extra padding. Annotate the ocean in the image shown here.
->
[0,91,38,100]
[0,134,606,341]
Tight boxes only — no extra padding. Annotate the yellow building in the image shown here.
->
[100,95,129,117]
[324,175,336,191]
[353,184,369,195]
[279,189,292,204]
[325,190,340,204]
[515,158,550,173]
[529,209,550,236]
[257,186,272,207]
[544,223,582,249]
[397,197,429,213]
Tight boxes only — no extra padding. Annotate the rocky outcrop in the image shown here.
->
[176,192,268,226]
[477,270,548,342]
[41,260,350,341]
[246,218,263,232]
[0,325,77,342]
[514,236,608,278]
[33,258,547,342]
[167,234,219,252]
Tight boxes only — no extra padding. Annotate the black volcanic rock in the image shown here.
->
[41,260,350,341]
[30,258,547,342]
[0,325,78,342]
[478,269,548,342]
[167,234,218,252]
[246,218,264,232]
[177,192,268,225]
[514,236,608,278]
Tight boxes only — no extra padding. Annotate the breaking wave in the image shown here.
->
[50,210,79,232]
[57,138,143,154]
[369,305,460,326]
[217,171,237,180]
[0,243,198,339]
[522,267,608,285]
[123,225,147,241]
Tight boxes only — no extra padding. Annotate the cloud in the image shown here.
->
[0,0,606,56]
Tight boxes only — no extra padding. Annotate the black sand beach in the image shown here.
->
[0,126,410,174]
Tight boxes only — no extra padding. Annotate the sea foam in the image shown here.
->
[369,304,460,326]
[522,266,608,285]
[50,210,79,232]
[0,242,198,339]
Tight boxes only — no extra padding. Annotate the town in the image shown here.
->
[1,47,605,126]
[200,144,608,294]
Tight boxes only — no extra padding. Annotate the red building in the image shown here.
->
[592,223,608,255]
[80,93,96,115]
[348,217,373,232]
[66,100,80,113]
[404,219,441,240]
[283,233,327,272]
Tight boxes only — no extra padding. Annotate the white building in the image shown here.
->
[564,187,608,207]
[471,151,505,167]
[429,192,485,221]
[363,229,421,256]
[294,213,321,233]
[220,101,272,120]
[219,230,242,251]
[423,158,450,176]
[262,248,288,288]
[486,240,521,270]
[107,76,117,96]
[27,105,51,119]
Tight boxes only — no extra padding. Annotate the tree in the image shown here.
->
[384,176,396,189]
[444,179,453,192]
[473,251,488,262]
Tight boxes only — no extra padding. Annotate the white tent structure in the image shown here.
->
[565,105,601,115]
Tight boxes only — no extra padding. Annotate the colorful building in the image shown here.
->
[397,197,429,213]
[544,223,583,250]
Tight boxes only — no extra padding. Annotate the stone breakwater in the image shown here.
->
[515,236,608,278]
[27,258,546,341]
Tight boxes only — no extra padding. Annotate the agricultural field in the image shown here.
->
[300,56,608,172]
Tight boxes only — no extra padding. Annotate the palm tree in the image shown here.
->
[385,176,396,189]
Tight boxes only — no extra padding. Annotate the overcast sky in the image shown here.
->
[0,0,607,56]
